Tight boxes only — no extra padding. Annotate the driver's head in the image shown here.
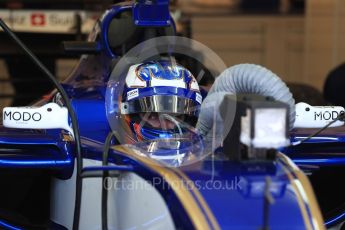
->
[120,60,202,141]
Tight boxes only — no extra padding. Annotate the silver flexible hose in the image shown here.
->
[197,64,295,136]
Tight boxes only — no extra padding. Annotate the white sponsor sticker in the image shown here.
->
[0,10,99,34]
[3,103,74,137]
[127,89,139,101]
[196,93,202,104]
[294,102,345,128]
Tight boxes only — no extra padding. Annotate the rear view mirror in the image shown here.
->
[3,103,73,137]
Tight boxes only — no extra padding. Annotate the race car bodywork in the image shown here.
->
[0,1,337,229]
[286,127,345,227]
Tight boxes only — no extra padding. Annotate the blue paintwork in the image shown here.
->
[293,158,345,165]
[0,127,73,178]
[0,1,336,229]
[72,98,110,143]
[283,129,345,226]
[282,128,345,167]
[325,212,345,227]
[100,5,131,58]
[291,136,345,143]
[0,220,22,230]
[282,141,345,166]
[100,4,175,58]
[187,162,306,229]
[109,145,315,229]
[133,0,171,27]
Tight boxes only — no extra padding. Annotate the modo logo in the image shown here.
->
[3,111,42,122]
[314,110,345,121]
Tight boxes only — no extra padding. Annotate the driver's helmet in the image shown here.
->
[120,60,202,141]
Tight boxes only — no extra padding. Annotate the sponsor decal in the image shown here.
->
[314,110,345,121]
[3,111,42,122]
[49,13,74,26]
[127,89,139,101]
[12,15,26,25]
[0,10,99,33]
[0,11,25,27]
[31,13,45,26]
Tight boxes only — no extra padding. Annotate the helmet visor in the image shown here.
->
[121,95,199,116]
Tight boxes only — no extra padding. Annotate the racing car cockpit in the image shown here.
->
[0,1,338,229]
